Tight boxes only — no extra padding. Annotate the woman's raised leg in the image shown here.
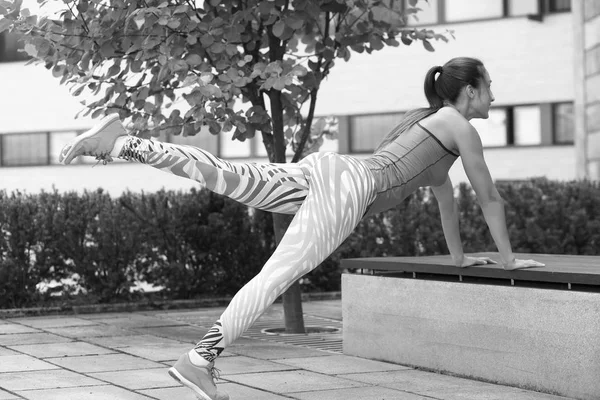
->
[59,115,319,214]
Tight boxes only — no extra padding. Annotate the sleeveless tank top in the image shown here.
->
[362,122,459,216]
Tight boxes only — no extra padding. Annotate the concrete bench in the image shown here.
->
[341,253,600,400]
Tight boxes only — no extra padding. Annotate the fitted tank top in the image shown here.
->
[362,122,459,216]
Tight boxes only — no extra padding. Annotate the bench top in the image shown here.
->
[341,253,600,287]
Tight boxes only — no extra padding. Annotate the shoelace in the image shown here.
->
[211,366,222,381]
[92,153,114,167]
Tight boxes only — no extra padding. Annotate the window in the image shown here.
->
[168,126,219,155]
[1,132,49,166]
[471,108,508,147]
[349,113,404,152]
[513,105,542,145]
[548,0,571,12]
[445,0,504,22]
[405,0,439,25]
[553,102,574,144]
[509,0,539,16]
[0,32,29,63]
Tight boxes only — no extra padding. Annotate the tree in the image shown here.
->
[1,0,449,332]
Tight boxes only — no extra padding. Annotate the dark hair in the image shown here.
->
[374,57,485,153]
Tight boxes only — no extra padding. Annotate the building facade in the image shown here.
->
[0,0,594,196]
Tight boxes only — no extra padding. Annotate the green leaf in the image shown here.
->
[285,16,304,30]
[200,34,214,47]
[423,39,434,52]
[186,53,203,66]
[409,0,418,6]
[272,20,285,38]
[0,17,11,32]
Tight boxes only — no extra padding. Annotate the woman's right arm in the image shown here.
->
[453,121,544,270]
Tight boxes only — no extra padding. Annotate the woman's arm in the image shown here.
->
[432,175,498,268]
[453,123,516,266]
[431,175,464,266]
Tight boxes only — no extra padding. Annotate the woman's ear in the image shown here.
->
[465,85,476,98]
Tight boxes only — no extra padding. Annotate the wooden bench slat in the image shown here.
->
[341,253,600,286]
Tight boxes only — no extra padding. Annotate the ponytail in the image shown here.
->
[424,65,444,109]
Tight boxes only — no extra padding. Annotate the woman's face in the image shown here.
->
[472,69,495,119]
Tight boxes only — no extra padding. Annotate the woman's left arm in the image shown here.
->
[431,175,464,266]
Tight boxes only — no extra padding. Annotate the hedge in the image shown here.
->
[1,178,599,309]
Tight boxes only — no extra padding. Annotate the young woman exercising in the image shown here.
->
[59,57,544,400]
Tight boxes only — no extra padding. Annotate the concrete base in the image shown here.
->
[342,274,600,400]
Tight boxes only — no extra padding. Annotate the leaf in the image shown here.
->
[0,17,12,33]
[423,39,434,52]
[272,20,285,38]
[401,36,412,46]
[200,34,214,47]
[23,43,37,57]
[186,53,203,66]
[285,16,304,30]
[409,0,418,6]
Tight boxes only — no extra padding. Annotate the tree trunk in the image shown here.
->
[272,212,306,333]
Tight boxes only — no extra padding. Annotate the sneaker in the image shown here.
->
[168,353,229,400]
[59,114,126,165]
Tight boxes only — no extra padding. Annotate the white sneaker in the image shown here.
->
[168,353,229,400]
[59,114,126,165]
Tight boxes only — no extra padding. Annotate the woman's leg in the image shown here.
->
[59,115,320,215]
[188,153,376,362]
[117,135,321,214]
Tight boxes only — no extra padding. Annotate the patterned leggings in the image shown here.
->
[120,137,376,361]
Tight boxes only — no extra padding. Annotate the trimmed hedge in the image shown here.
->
[1,178,599,309]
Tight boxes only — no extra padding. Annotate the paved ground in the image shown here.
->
[0,299,574,400]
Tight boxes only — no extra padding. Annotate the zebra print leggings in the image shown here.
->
[120,137,376,361]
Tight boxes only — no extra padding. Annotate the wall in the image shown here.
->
[0,12,580,195]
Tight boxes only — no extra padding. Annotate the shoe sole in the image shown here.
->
[59,114,121,165]
[168,367,212,400]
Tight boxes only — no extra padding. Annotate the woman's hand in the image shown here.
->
[456,255,498,268]
[503,259,545,270]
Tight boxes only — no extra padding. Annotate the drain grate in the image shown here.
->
[243,314,343,354]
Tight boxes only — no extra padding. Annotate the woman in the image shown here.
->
[60,56,544,400]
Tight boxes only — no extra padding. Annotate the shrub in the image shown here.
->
[0,178,598,308]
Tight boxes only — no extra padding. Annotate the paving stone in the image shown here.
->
[137,386,199,400]
[0,355,59,373]
[92,315,187,329]
[87,334,187,349]
[17,384,153,400]
[0,333,72,346]
[339,369,495,393]
[0,389,19,400]
[424,385,574,400]
[9,317,98,329]
[48,353,164,373]
[141,382,293,400]
[0,325,41,335]
[118,342,191,362]
[134,325,207,343]
[227,341,331,360]
[292,386,431,400]
[216,355,297,376]
[89,368,177,390]
[274,354,411,375]
[224,370,366,393]
[219,381,295,399]
[0,347,19,356]
[45,325,136,338]
[9,341,116,358]
[0,369,102,391]
[513,391,575,400]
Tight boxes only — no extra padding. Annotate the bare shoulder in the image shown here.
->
[421,108,476,153]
